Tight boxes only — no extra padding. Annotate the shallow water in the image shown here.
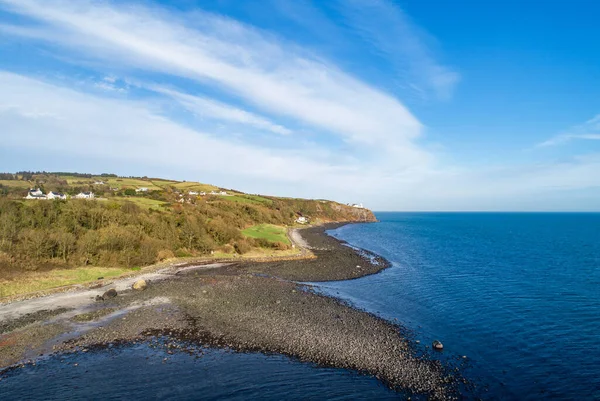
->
[0,342,400,400]
[320,212,600,400]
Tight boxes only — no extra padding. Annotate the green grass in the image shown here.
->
[171,181,219,192]
[99,177,162,190]
[57,176,163,191]
[112,197,168,210]
[0,267,130,298]
[218,194,273,205]
[150,180,179,188]
[222,195,262,204]
[242,224,290,244]
[0,180,31,189]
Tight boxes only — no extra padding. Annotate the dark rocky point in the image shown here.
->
[103,289,118,299]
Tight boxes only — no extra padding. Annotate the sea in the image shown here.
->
[2,212,599,400]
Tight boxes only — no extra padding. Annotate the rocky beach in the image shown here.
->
[0,223,463,400]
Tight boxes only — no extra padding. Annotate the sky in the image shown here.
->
[0,0,599,211]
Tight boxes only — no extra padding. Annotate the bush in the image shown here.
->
[157,249,175,261]
[234,239,252,254]
[218,244,235,254]
[273,241,290,251]
[175,248,193,258]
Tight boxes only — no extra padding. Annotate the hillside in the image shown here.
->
[0,172,375,276]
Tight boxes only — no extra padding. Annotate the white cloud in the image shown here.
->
[145,85,292,136]
[2,71,600,211]
[336,0,460,100]
[0,0,424,161]
[0,72,378,195]
[537,115,600,147]
[1,0,599,211]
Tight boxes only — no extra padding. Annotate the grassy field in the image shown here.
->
[171,181,220,192]
[57,176,163,190]
[242,224,290,244]
[222,194,273,205]
[149,179,179,188]
[97,177,162,190]
[112,197,168,210]
[0,180,30,189]
[221,195,263,205]
[0,267,130,298]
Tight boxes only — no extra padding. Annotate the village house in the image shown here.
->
[189,191,199,196]
[93,181,105,185]
[209,190,229,196]
[24,188,46,200]
[135,187,149,193]
[296,216,308,224]
[75,192,95,199]
[47,191,67,200]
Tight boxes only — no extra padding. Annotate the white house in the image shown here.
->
[75,192,95,199]
[136,187,149,193]
[93,181,105,185]
[47,191,67,200]
[352,203,364,209]
[25,188,46,200]
[296,216,308,224]
[189,191,199,196]
[199,191,206,196]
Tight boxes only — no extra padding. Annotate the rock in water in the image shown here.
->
[132,279,148,291]
[103,288,118,299]
[432,340,444,350]
[95,295,104,302]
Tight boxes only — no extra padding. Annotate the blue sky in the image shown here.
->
[0,0,599,211]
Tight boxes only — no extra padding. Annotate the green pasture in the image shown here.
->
[242,224,290,244]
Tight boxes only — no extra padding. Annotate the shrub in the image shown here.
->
[273,241,290,251]
[175,248,193,258]
[234,239,252,254]
[157,249,175,261]
[218,244,235,254]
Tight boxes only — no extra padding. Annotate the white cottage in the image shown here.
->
[25,189,46,200]
[47,191,67,200]
[75,192,95,199]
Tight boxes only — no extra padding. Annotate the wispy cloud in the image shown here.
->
[336,0,460,100]
[145,85,292,136]
[537,115,600,147]
[0,72,362,190]
[2,0,599,211]
[0,0,424,158]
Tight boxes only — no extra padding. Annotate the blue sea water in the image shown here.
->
[320,212,600,400]
[0,344,398,400]
[2,212,599,400]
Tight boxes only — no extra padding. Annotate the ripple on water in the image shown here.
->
[0,341,403,400]
[320,213,600,400]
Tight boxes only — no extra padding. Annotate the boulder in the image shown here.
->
[132,279,148,291]
[432,340,444,350]
[95,295,104,302]
[103,288,118,299]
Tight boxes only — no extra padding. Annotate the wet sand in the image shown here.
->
[0,223,463,400]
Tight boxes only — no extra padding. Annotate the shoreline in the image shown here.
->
[0,222,462,400]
